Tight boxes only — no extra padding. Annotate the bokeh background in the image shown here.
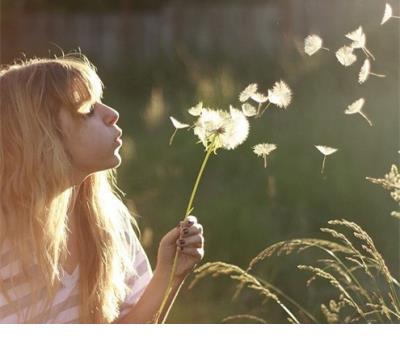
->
[1,0,399,323]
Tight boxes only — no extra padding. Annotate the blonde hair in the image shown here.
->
[0,54,140,323]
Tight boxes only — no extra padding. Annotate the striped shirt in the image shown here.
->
[0,239,153,323]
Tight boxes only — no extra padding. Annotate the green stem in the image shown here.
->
[154,145,214,323]
[257,277,318,323]
[184,147,214,217]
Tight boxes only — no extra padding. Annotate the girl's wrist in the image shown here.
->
[154,264,188,285]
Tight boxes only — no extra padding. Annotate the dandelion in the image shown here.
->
[169,116,190,145]
[158,103,250,322]
[381,3,400,25]
[304,34,330,56]
[193,107,249,152]
[358,59,386,84]
[239,83,258,102]
[345,26,375,60]
[344,98,373,126]
[335,46,357,66]
[315,145,338,174]
[268,80,292,109]
[188,101,203,116]
[253,143,277,168]
[241,102,257,117]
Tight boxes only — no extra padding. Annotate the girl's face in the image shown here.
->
[58,101,123,182]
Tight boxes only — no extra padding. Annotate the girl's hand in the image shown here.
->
[155,215,204,281]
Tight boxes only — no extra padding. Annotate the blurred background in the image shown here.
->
[1,0,399,323]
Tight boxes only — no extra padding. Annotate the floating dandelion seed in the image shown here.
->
[188,101,203,116]
[239,83,258,102]
[241,102,257,117]
[169,116,190,145]
[251,92,268,103]
[335,46,357,66]
[239,81,292,117]
[267,80,292,109]
[381,3,400,25]
[193,106,249,152]
[344,98,373,126]
[253,143,277,168]
[358,59,386,84]
[315,145,338,174]
[304,34,330,56]
[345,26,375,60]
[382,3,393,24]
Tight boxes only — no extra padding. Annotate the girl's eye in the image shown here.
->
[84,104,96,117]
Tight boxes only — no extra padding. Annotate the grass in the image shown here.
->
[190,165,400,323]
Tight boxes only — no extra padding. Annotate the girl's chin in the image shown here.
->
[111,152,122,167]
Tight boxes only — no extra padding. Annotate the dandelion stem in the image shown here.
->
[322,47,330,51]
[256,102,262,117]
[185,146,214,216]
[263,156,267,168]
[392,16,400,19]
[169,129,178,146]
[321,156,327,175]
[154,145,214,323]
[358,111,373,126]
[363,47,375,61]
[259,101,271,117]
[369,72,386,78]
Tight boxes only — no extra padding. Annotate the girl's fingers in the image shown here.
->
[179,246,204,259]
[180,223,203,238]
[176,234,204,248]
[180,215,197,229]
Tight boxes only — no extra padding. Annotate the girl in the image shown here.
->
[0,54,205,323]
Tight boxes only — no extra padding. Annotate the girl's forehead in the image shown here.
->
[69,67,103,113]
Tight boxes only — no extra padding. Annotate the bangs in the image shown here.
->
[64,61,104,115]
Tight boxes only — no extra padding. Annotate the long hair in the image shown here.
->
[0,54,140,323]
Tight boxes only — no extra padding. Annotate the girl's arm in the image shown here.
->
[115,268,186,324]
[115,216,204,323]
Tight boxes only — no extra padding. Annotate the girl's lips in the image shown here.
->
[114,137,122,146]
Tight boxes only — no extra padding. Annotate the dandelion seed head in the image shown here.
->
[193,107,249,151]
[239,83,258,102]
[358,59,370,84]
[194,108,224,147]
[241,102,257,117]
[304,34,323,56]
[381,3,393,25]
[315,145,338,156]
[188,101,203,116]
[221,106,250,150]
[336,46,357,66]
[267,80,292,109]
[253,143,277,157]
[345,98,365,114]
[169,116,190,129]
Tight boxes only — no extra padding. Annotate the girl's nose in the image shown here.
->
[104,107,119,126]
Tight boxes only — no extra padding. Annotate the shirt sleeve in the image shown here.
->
[118,238,153,318]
